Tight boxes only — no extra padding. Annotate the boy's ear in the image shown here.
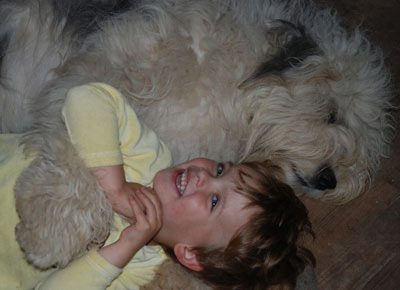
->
[174,243,203,271]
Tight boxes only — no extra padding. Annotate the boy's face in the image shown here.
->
[152,158,257,251]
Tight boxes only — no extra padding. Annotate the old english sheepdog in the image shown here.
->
[0,0,394,271]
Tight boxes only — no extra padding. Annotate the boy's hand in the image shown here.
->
[107,182,144,223]
[98,186,163,268]
[119,186,163,247]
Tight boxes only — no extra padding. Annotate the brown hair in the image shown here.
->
[165,160,315,290]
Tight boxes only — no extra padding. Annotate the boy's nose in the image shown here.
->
[191,167,211,188]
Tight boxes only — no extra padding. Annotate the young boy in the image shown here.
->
[38,158,314,290]
[0,83,314,289]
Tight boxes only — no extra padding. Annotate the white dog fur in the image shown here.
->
[0,0,394,288]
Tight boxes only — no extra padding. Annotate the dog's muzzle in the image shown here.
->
[312,166,337,190]
[294,165,337,191]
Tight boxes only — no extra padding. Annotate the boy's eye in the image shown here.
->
[216,163,224,177]
[211,195,219,210]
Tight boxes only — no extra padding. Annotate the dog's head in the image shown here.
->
[239,20,394,203]
[118,5,393,204]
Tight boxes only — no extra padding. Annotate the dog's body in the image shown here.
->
[1,0,394,202]
[0,0,394,284]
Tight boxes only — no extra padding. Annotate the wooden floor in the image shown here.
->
[302,1,400,289]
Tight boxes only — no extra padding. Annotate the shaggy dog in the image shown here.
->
[0,0,394,288]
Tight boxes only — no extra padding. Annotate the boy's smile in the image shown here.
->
[174,169,188,196]
[152,158,258,251]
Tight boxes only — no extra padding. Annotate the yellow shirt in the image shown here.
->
[36,246,166,290]
[0,83,172,289]
[61,82,172,185]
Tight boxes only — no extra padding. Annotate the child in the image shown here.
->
[37,158,315,290]
[0,83,314,290]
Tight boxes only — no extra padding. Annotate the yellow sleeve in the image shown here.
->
[62,82,172,183]
[35,250,123,290]
[35,247,167,290]
[62,83,132,168]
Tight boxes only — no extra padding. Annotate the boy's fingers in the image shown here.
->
[136,190,156,217]
[135,189,162,229]
[138,188,162,228]
[148,190,162,226]
[130,191,145,212]
[138,187,162,217]
[128,196,146,223]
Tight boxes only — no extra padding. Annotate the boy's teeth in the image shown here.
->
[176,171,187,196]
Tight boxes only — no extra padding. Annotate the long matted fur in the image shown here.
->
[0,0,394,288]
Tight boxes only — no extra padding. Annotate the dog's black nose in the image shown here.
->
[314,166,337,190]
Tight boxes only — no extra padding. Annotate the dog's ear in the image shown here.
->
[174,243,203,271]
[240,20,321,88]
